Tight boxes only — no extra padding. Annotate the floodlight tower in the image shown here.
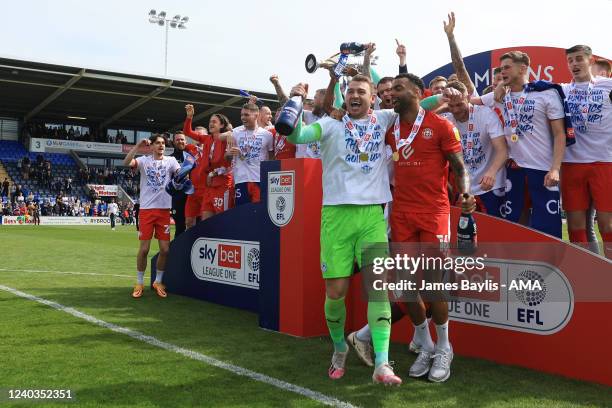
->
[148,10,189,76]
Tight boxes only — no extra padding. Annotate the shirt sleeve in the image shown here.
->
[133,157,143,173]
[313,117,336,142]
[544,90,565,120]
[439,119,463,155]
[373,109,397,132]
[480,92,497,108]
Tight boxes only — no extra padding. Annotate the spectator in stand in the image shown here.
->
[66,177,73,194]
[1,178,9,197]
[12,185,22,204]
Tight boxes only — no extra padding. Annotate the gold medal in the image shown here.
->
[359,153,369,162]
[392,151,400,162]
[511,133,519,143]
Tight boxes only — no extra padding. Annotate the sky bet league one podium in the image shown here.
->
[152,158,612,386]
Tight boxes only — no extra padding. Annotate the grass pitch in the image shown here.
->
[0,225,610,407]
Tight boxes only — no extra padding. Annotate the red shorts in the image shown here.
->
[561,162,612,212]
[139,209,171,241]
[390,211,450,244]
[185,193,205,218]
[202,186,232,214]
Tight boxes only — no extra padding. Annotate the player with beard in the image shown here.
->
[297,88,328,159]
[287,74,401,385]
[170,132,187,237]
[478,51,566,237]
[388,73,473,382]
[445,81,507,216]
[561,45,612,258]
[347,74,474,382]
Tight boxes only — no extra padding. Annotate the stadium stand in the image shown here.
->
[0,140,88,203]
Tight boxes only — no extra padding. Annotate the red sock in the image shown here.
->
[601,232,612,260]
[568,229,587,243]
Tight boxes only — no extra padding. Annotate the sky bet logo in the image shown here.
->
[200,243,241,269]
[270,174,293,186]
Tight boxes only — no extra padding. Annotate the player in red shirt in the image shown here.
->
[182,105,213,227]
[389,73,474,382]
[183,105,235,220]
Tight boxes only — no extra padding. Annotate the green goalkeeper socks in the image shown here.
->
[368,300,391,366]
[324,296,347,352]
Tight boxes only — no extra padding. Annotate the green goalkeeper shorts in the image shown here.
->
[320,204,389,279]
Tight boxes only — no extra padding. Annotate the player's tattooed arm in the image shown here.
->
[269,75,289,105]
[446,151,470,194]
[444,12,475,95]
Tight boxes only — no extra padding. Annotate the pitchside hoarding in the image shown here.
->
[156,157,611,386]
[0,216,111,225]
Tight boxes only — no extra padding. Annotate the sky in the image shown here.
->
[2,0,611,96]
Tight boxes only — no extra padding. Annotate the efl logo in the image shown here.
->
[280,175,292,186]
[218,244,241,268]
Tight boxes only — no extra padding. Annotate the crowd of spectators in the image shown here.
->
[80,166,140,198]
[17,154,53,186]
[1,190,136,224]
[24,124,132,145]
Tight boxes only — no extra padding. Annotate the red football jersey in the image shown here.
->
[385,111,462,213]
[272,129,296,160]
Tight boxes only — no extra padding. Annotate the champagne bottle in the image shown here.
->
[340,42,365,54]
[457,194,477,255]
[275,96,303,136]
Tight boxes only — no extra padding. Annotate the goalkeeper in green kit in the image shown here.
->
[286,62,402,384]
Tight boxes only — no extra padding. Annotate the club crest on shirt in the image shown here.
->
[423,128,433,140]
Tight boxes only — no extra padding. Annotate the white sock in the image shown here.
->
[356,324,372,342]
[435,321,451,352]
[137,271,145,285]
[410,318,430,345]
[414,320,435,352]
[155,270,164,283]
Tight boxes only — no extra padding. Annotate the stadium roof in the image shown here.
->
[0,57,280,132]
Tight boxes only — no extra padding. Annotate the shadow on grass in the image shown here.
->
[5,286,612,408]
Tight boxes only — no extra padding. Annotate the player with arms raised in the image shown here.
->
[123,135,180,298]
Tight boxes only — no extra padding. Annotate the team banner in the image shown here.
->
[87,184,118,197]
[0,216,111,225]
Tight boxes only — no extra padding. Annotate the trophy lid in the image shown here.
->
[305,54,317,74]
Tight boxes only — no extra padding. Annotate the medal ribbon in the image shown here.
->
[463,104,476,163]
[502,87,528,137]
[393,107,425,150]
[342,112,378,153]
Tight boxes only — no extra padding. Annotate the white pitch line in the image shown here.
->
[0,268,138,279]
[0,284,359,408]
